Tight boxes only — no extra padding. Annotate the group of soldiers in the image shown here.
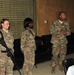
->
[0,11,71,75]
[0,18,36,75]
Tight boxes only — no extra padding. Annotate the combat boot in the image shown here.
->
[59,65,64,72]
[51,66,56,74]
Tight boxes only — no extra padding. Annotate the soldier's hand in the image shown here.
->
[61,31,66,35]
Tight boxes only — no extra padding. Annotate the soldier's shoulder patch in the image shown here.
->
[21,35,26,41]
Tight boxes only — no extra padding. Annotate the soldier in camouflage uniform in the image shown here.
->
[49,11,71,74]
[0,18,14,75]
[21,18,36,75]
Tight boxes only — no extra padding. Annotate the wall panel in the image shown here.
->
[36,0,74,36]
[0,0,34,39]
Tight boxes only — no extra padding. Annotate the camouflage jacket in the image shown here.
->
[0,29,14,51]
[21,28,36,52]
[49,20,71,44]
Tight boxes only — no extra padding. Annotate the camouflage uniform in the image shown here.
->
[0,29,14,75]
[21,28,36,75]
[50,20,71,67]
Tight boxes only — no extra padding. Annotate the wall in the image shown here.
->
[36,0,74,36]
[0,0,74,38]
[0,0,34,39]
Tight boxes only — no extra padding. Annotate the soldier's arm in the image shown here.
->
[21,33,27,52]
[65,22,71,36]
[10,35,14,53]
[50,24,54,35]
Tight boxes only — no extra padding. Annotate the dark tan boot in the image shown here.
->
[51,66,56,74]
[59,65,64,72]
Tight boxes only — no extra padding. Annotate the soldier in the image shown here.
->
[49,11,71,74]
[21,18,36,75]
[0,18,14,75]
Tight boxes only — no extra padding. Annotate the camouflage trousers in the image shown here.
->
[0,53,13,75]
[51,43,67,67]
[23,50,35,75]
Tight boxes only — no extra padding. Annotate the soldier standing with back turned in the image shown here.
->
[21,18,36,75]
[0,18,14,75]
[49,11,71,74]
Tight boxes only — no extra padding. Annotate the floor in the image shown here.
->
[14,53,74,75]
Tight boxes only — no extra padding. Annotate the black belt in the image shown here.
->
[1,51,7,53]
